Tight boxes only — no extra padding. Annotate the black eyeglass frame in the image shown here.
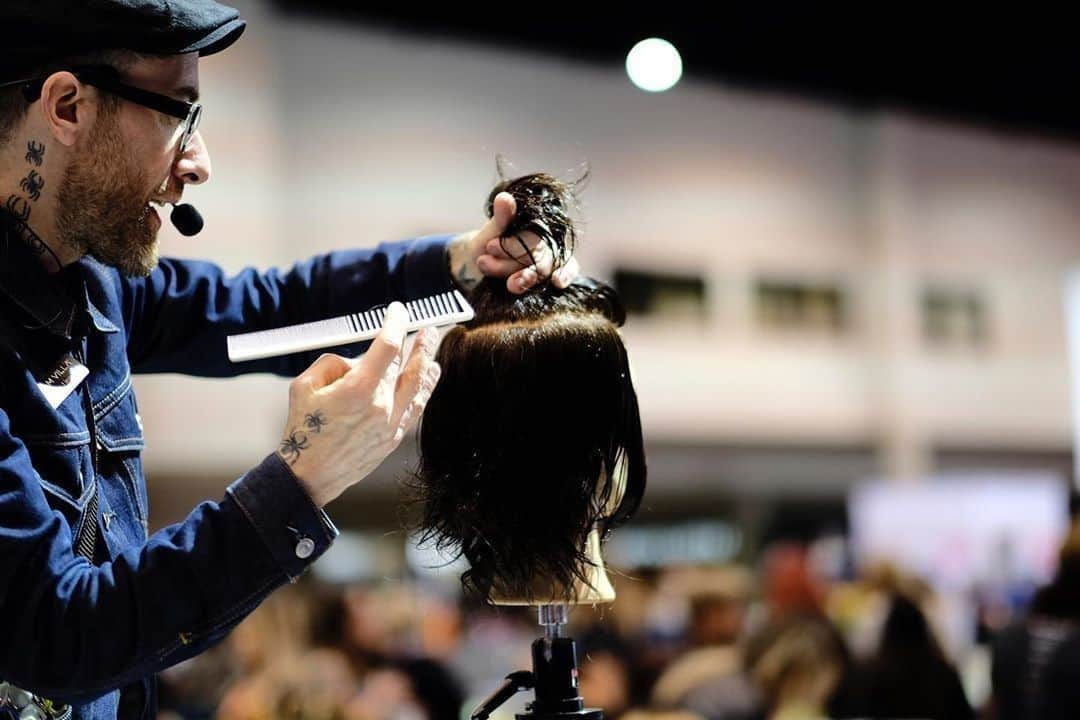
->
[0,65,202,154]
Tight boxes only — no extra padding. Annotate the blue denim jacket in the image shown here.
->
[0,215,454,720]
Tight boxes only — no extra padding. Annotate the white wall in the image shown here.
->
[133,1,1080,492]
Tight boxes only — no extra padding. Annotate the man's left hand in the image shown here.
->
[447,191,580,294]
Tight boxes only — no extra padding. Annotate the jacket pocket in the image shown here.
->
[94,387,148,539]
[21,432,97,531]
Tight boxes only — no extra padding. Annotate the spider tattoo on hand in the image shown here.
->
[25,141,45,167]
[279,430,310,465]
[20,171,44,202]
[304,410,329,434]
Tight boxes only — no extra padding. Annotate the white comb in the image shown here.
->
[227,289,474,362]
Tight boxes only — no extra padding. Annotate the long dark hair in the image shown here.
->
[410,169,645,602]
[1030,526,1080,622]
[856,593,972,720]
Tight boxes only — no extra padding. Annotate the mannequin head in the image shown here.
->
[411,170,645,604]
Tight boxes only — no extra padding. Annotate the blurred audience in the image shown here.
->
[153,528,1080,720]
[745,613,845,720]
[991,520,1080,720]
[216,649,356,720]
[348,658,465,720]
[761,544,827,619]
[577,627,635,718]
[844,593,973,719]
[650,566,758,720]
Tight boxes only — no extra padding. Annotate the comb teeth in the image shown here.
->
[227,290,474,363]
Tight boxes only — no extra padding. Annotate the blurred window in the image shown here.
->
[922,287,987,347]
[613,268,707,320]
[755,280,847,333]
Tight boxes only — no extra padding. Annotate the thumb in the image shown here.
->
[491,191,516,233]
[469,193,517,251]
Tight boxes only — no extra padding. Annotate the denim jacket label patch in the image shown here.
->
[37,354,89,409]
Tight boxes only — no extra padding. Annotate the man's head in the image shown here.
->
[2,52,209,276]
[0,1,243,276]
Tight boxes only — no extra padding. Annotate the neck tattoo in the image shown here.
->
[3,139,61,271]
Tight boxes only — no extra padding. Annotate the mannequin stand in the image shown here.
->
[471,605,602,720]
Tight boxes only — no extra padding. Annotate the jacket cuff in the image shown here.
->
[227,453,339,580]
[403,234,456,299]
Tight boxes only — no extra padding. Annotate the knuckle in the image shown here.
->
[402,357,424,381]
[348,366,378,390]
[421,363,440,389]
[289,376,309,397]
[413,384,435,409]
[377,333,402,353]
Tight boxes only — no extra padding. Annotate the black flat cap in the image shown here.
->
[1,1,246,82]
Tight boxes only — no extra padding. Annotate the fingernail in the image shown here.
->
[387,302,406,323]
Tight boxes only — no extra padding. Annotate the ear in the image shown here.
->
[37,71,100,148]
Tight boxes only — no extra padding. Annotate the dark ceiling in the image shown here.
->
[270,3,1080,144]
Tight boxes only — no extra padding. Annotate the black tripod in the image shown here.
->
[471,605,602,720]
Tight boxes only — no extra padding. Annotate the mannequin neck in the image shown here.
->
[490,527,615,606]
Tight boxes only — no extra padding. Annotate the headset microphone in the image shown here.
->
[169,203,204,236]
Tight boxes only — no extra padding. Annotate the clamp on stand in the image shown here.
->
[0,683,72,720]
[471,605,602,720]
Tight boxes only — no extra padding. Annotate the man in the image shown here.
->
[0,2,579,719]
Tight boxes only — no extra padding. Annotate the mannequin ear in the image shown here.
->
[598,455,629,516]
[38,71,99,147]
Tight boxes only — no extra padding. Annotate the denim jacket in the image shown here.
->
[0,212,455,720]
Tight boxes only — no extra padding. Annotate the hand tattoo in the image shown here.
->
[456,262,480,290]
[25,140,45,167]
[19,170,44,202]
[304,410,329,434]
[279,429,310,465]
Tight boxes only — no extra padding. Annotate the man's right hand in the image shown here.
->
[276,303,442,507]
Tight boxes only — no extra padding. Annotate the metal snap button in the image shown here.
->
[295,537,315,559]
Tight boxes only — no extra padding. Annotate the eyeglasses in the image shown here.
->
[0,65,202,155]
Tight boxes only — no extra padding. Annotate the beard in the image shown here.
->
[56,107,164,277]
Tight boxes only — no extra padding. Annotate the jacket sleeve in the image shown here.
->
[119,234,455,377]
[0,408,337,703]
